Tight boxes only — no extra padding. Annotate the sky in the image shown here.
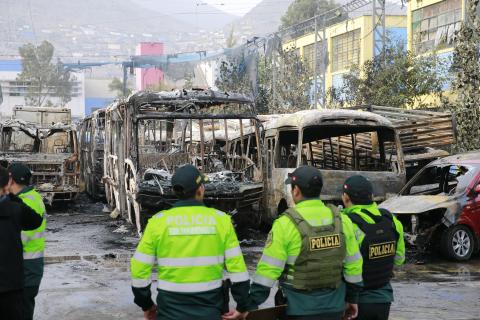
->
[203,0,264,16]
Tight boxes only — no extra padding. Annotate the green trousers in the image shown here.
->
[23,286,39,320]
[357,303,391,320]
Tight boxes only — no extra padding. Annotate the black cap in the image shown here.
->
[171,165,208,195]
[8,163,32,185]
[343,175,373,204]
[285,166,323,189]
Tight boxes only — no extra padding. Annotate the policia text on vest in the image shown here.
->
[342,175,405,320]
[130,165,251,320]
[242,166,363,320]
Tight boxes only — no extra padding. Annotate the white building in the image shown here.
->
[0,60,85,120]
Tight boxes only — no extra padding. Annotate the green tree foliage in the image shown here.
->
[280,0,339,29]
[109,77,132,97]
[327,40,449,108]
[17,41,75,107]
[449,0,480,152]
[216,49,311,114]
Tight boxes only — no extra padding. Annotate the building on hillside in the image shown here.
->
[135,42,165,90]
[0,60,85,120]
[283,10,407,104]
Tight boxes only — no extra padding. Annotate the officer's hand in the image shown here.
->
[343,303,358,320]
[144,304,156,320]
[222,310,248,320]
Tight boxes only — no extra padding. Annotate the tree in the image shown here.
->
[280,0,339,29]
[327,40,449,109]
[109,77,132,97]
[17,41,75,107]
[226,26,237,48]
[448,0,480,152]
[216,48,311,114]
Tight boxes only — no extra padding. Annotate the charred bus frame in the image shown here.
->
[262,109,406,220]
[79,108,106,199]
[103,90,264,233]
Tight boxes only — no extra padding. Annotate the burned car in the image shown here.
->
[79,108,106,199]
[262,109,406,220]
[104,89,263,233]
[381,152,480,261]
[0,119,80,204]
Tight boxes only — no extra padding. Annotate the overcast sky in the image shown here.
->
[204,0,264,16]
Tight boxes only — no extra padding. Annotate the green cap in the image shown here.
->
[171,165,208,196]
[8,163,32,185]
[285,166,323,189]
[343,175,373,204]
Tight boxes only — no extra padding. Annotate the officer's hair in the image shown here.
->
[294,184,322,198]
[348,193,373,205]
[0,166,8,188]
[173,185,198,200]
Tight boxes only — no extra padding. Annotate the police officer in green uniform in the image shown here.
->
[242,166,363,320]
[131,164,251,320]
[8,163,46,320]
[341,176,405,320]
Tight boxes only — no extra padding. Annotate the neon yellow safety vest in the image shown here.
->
[19,189,46,260]
[131,205,249,292]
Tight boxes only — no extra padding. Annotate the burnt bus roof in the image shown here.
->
[266,109,395,130]
[123,89,254,111]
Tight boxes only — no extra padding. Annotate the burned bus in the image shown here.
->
[79,108,106,199]
[104,90,263,233]
[262,109,406,220]
[0,119,80,204]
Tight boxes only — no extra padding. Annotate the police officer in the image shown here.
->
[131,164,251,320]
[0,166,43,319]
[244,166,363,320]
[8,163,47,320]
[341,176,405,320]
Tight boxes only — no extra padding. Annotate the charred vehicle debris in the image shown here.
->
[103,89,264,232]
[350,105,456,180]
[0,118,80,204]
[260,109,407,220]
[381,152,480,261]
[80,109,106,199]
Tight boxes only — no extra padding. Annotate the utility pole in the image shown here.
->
[372,0,386,64]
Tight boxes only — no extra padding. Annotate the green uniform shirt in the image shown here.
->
[131,200,250,320]
[342,203,405,304]
[19,186,46,287]
[250,199,363,316]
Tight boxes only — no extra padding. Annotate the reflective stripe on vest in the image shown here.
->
[24,251,44,260]
[132,278,152,288]
[19,189,46,255]
[21,231,46,243]
[157,279,222,293]
[158,255,224,267]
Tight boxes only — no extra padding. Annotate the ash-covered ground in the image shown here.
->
[36,196,480,320]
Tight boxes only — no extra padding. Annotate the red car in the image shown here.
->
[380,152,480,261]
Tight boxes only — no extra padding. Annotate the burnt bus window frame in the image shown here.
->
[273,124,398,172]
[133,113,262,174]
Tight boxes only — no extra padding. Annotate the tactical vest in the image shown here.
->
[282,207,345,290]
[348,208,398,289]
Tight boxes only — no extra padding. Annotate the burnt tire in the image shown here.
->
[442,225,474,261]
